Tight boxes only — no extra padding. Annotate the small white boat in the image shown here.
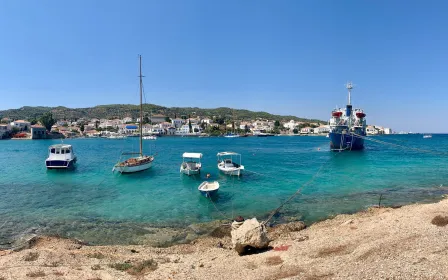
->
[180,152,203,175]
[423,135,432,139]
[143,135,157,140]
[224,133,240,138]
[217,152,244,176]
[45,144,77,169]
[198,181,220,197]
[108,134,127,139]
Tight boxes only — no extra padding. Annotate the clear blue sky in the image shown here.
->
[1,0,447,132]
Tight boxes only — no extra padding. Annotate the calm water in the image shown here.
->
[1,135,448,247]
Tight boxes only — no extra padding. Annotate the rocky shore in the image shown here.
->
[1,198,448,279]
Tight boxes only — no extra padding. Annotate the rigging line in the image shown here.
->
[263,152,339,225]
[207,194,232,221]
[350,132,448,156]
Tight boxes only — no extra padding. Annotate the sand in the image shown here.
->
[1,198,448,280]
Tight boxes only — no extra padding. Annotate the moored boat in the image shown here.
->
[45,144,77,169]
[198,181,220,197]
[143,135,157,140]
[329,82,366,151]
[217,152,244,176]
[180,152,203,175]
[112,55,155,174]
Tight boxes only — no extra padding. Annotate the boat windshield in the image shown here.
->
[50,148,55,153]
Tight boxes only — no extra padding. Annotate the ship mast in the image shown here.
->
[346,82,353,105]
[139,55,143,157]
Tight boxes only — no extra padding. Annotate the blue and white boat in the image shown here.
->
[198,181,220,197]
[329,82,367,151]
[45,144,77,169]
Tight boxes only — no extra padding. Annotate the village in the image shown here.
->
[0,114,393,139]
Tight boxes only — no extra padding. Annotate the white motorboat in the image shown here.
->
[423,135,432,139]
[113,55,155,174]
[180,152,203,175]
[217,152,244,176]
[198,181,220,197]
[45,144,77,169]
[143,135,157,140]
[108,134,127,139]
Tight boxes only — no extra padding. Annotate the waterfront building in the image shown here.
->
[171,118,185,128]
[31,125,47,139]
[10,120,31,131]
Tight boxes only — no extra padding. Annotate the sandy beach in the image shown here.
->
[1,198,448,280]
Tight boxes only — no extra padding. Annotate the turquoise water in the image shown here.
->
[1,135,448,247]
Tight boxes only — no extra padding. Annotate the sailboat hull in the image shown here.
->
[113,155,154,173]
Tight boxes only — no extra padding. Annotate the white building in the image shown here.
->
[10,120,31,131]
[314,125,330,134]
[175,124,201,135]
[300,127,312,134]
[384,128,393,135]
[283,120,297,130]
[366,126,378,135]
[122,117,133,123]
[201,118,212,124]
[119,124,139,134]
[171,118,185,128]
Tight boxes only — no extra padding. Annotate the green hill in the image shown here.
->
[0,104,325,123]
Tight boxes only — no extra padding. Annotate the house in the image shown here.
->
[283,120,297,130]
[314,125,330,134]
[300,127,312,134]
[119,124,139,134]
[366,125,379,135]
[31,125,47,139]
[10,120,31,131]
[122,117,133,123]
[150,114,166,124]
[0,124,11,139]
[167,127,176,135]
[383,128,393,135]
[201,118,212,124]
[175,124,201,135]
[171,118,184,128]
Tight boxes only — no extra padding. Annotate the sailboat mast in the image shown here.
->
[139,55,143,157]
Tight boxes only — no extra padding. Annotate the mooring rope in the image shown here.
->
[263,153,338,225]
[350,133,448,156]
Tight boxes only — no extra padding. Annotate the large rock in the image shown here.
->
[231,218,269,254]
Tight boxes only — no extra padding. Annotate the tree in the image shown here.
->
[30,119,38,125]
[23,125,28,131]
[80,124,85,132]
[95,120,99,130]
[194,127,199,133]
[165,117,172,123]
[188,115,192,133]
[293,128,299,134]
[244,124,249,133]
[143,116,150,124]
[39,112,56,131]
[274,120,280,127]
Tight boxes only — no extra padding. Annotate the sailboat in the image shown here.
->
[224,109,240,138]
[112,55,155,173]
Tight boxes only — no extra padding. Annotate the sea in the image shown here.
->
[1,135,448,248]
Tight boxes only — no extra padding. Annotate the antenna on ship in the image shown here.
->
[346,82,354,105]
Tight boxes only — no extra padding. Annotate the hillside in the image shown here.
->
[0,104,325,123]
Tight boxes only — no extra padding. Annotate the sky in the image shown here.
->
[0,0,448,132]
